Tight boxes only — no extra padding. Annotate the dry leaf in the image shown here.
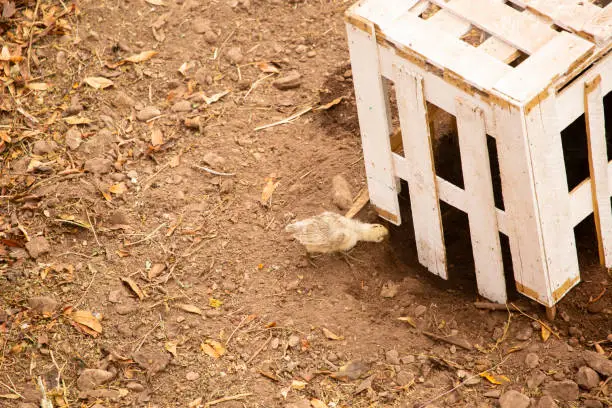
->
[209,297,223,308]
[261,179,280,205]
[541,325,551,342]
[84,76,114,89]
[124,50,158,63]
[176,304,203,315]
[315,96,344,111]
[397,316,417,328]
[165,341,177,357]
[121,277,146,300]
[203,90,230,105]
[479,372,510,385]
[145,0,166,5]
[151,127,163,146]
[148,263,166,280]
[322,327,343,340]
[201,339,226,358]
[26,82,50,91]
[71,310,103,334]
[0,394,20,400]
[109,182,127,195]
[257,61,280,74]
[594,342,605,355]
[310,399,326,408]
[64,116,93,125]
[291,380,307,390]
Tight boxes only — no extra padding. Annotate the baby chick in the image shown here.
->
[285,211,388,255]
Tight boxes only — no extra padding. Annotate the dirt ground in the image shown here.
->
[1,1,611,407]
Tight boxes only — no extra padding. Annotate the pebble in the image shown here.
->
[575,366,600,390]
[515,325,533,341]
[396,370,413,386]
[587,299,605,313]
[108,290,122,303]
[113,91,136,109]
[273,70,302,90]
[306,51,316,58]
[192,18,211,34]
[172,100,192,112]
[543,380,579,401]
[194,67,209,85]
[203,152,226,169]
[32,140,58,155]
[28,296,58,315]
[414,305,427,317]
[483,390,501,398]
[525,353,539,368]
[295,44,308,54]
[126,382,145,392]
[132,350,170,375]
[527,370,547,389]
[65,127,82,150]
[25,236,50,259]
[583,350,612,376]
[270,337,280,349]
[499,390,530,408]
[84,157,113,174]
[331,174,353,210]
[380,280,399,298]
[77,369,114,391]
[385,349,400,365]
[288,335,300,348]
[536,396,558,408]
[225,47,243,65]
[136,106,161,121]
[204,31,218,44]
[186,371,200,381]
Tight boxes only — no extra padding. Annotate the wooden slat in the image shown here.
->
[346,23,401,225]
[429,0,557,54]
[351,0,424,30]
[394,65,448,279]
[455,98,506,303]
[520,0,601,34]
[383,11,512,90]
[583,4,612,46]
[570,178,594,227]
[494,31,594,102]
[479,36,522,63]
[584,75,612,267]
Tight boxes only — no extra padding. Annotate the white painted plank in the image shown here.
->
[585,75,612,267]
[350,0,423,30]
[346,23,401,225]
[494,31,594,102]
[429,0,557,54]
[521,0,601,34]
[523,92,580,305]
[583,4,612,46]
[455,98,506,303]
[479,36,522,63]
[383,11,512,90]
[570,178,594,227]
[394,65,448,279]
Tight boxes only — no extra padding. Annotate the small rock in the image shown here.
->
[136,106,161,121]
[115,304,138,315]
[575,366,600,390]
[583,400,604,408]
[583,350,612,376]
[28,296,58,315]
[84,157,113,174]
[543,380,579,401]
[288,335,300,348]
[285,279,300,291]
[77,369,114,391]
[126,382,145,392]
[307,50,316,58]
[273,71,302,90]
[225,47,243,65]
[401,355,416,364]
[65,127,82,150]
[568,326,581,337]
[515,325,533,341]
[396,370,413,386]
[194,67,209,85]
[527,370,547,389]
[552,372,565,381]
[204,31,218,44]
[295,44,308,54]
[132,350,170,375]
[186,371,200,381]
[171,100,192,112]
[108,290,122,303]
[270,337,280,349]
[203,152,226,168]
[483,390,501,398]
[220,179,234,194]
[587,299,605,313]
[385,349,400,365]
[499,390,530,408]
[536,396,558,408]
[414,305,427,317]
[331,174,353,210]
[25,236,51,259]
[525,353,539,368]
[192,18,211,34]
[380,280,399,298]
[113,91,136,109]
[32,140,58,155]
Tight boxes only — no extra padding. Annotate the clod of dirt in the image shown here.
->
[171,100,192,112]
[28,296,58,315]
[113,91,137,109]
[77,369,114,391]
[136,106,161,121]
[79,389,121,400]
[65,127,83,150]
[192,18,211,34]
[108,289,123,303]
[32,140,58,155]
[220,179,234,194]
[525,352,539,368]
[587,298,606,313]
[84,157,113,174]
[536,396,558,408]
[270,337,280,349]
[396,370,414,386]
[542,380,579,401]
[273,71,302,90]
[203,152,226,169]
[575,366,600,390]
[583,400,604,408]
[126,382,145,392]
[515,325,533,341]
[583,350,612,376]
[25,236,51,259]
[414,304,427,317]
[330,360,370,381]
[225,47,243,65]
[133,350,171,375]
[331,175,352,210]
[499,390,530,408]
[483,390,501,398]
[385,349,400,365]
[204,31,218,44]
[186,371,200,381]
[288,334,300,348]
[107,209,130,228]
[380,280,399,298]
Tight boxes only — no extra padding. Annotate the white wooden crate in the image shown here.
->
[346,0,612,308]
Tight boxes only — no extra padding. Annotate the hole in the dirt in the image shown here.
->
[429,103,464,189]
[419,3,441,19]
[487,135,505,211]
[508,51,529,67]
[561,114,590,191]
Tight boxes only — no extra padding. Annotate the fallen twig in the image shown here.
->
[124,223,166,247]
[254,106,313,131]
[205,393,252,407]
[246,333,272,364]
[243,73,275,100]
[345,187,370,219]
[0,378,23,399]
[73,264,98,309]
[226,315,249,346]
[85,208,101,247]
[193,165,235,177]
[422,331,472,350]
[510,303,560,339]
